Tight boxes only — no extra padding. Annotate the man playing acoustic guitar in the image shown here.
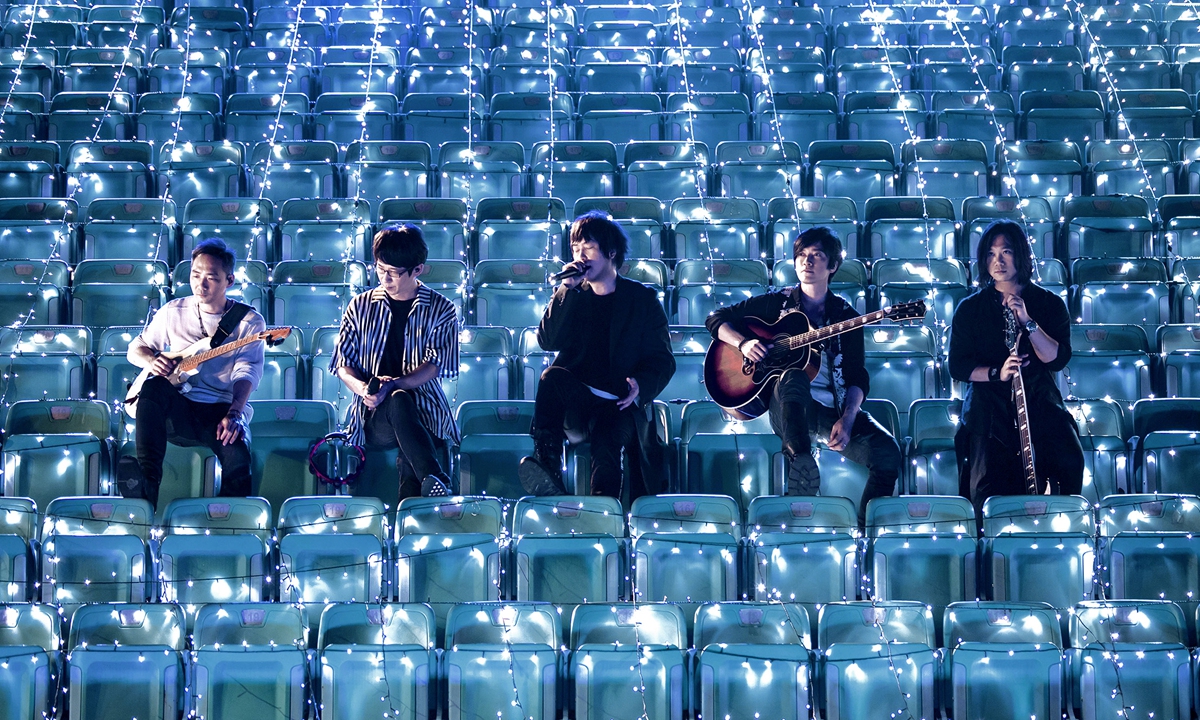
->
[126,238,266,508]
[707,226,902,523]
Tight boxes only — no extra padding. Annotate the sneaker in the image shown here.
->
[786,452,821,496]
[518,456,568,496]
[421,474,452,497]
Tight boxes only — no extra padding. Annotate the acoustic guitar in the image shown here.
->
[704,301,926,421]
[124,327,292,418]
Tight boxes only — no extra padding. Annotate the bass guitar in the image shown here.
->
[124,327,292,418]
[1003,306,1039,493]
[704,301,926,421]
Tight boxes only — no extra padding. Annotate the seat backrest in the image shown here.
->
[1099,493,1200,536]
[43,496,153,541]
[161,497,273,540]
[510,496,625,537]
[1070,600,1187,647]
[867,496,977,537]
[981,495,1094,536]
[694,602,810,649]
[277,496,387,541]
[629,494,742,538]
[943,601,1062,647]
[5,399,111,437]
[0,498,37,543]
[570,602,687,649]
[1071,324,1150,353]
[68,603,185,651]
[193,603,306,649]
[395,496,505,538]
[1133,398,1200,437]
[456,400,536,435]
[446,602,559,647]
[818,601,935,648]
[317,602,436,649]
[0,604,59,651]
[747,495,858,535]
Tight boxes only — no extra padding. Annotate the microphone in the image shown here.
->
[550,265,587,283]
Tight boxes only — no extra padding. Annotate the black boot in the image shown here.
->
[785,449,821,496]
[519,432,567,496]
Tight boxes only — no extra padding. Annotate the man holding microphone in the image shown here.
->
[518,211,676,500]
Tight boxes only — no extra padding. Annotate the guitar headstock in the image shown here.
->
[264,327,293,346]
[884,300,927,323]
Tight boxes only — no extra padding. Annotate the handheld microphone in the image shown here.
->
[550,265,587,283]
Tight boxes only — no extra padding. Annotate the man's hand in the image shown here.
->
[1003,292,1031,324]
[148,354,178,377]
[559,260,588,289]
[216,409,244,446]
[617,377,639,410]
[828,411,855,451]
[999,353,1028,382]
[739,338,770,362]
[361,376,395,409]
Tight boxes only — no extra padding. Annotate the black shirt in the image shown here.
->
[578,291,617,393]
[948,283,1072,440]
[377,297,415,378]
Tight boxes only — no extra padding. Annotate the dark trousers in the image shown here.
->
[531,366,639,498]
[363,389,449,501]
[963,404,1084,511]
[769,367,902,514]
[134,375,252,509]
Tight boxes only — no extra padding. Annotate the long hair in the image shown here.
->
[975,219,1033,286]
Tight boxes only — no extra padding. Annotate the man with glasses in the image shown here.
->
[331,225,459,499]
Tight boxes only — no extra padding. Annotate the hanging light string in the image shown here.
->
[542,0,558,266]
[0,0,45,138]
[0,0,158,419]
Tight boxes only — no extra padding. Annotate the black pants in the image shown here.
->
[363,389,450,501]
[769,367,902,514]
[962,404,1084,511]
[531,366,639,498]
[134,375,252,509]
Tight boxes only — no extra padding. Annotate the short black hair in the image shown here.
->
[976,219,1034,286]
[192,237,236,276]
[373,224,428,270]
[792,226,843,274]
[569,210,628,267]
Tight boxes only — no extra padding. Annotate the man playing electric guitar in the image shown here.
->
[706,226,902,524]
[125,238,267,508]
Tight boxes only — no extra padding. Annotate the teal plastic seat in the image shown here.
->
[1063,324,1153,405]
[906,399,963,495]
[577,92,660,145]
[489,93,574,162]
[246,400,337,515]
[1140,431,1200,494]
[943,601,1064,720]
[0,325,91,402]
[570,603,687,720]
[1,400,114,510]
[437,141,524,205]
[980,495,1094,537]
[664,92,751,150]
[443,602,561,720]
[400,93,484,156]
[670,197,762,261]
[191,603,309,720]
[622,141,709,204]
[455,400,535,498]
[394,532,502,639]
[715,141,804,218]
[343,142,430,217]
[43,496,153,541]
[817,601,939,720]
[629,494,742,539]
[982,497,1096,611]
[279,532,385,627]
[529,141,619,211]
[471,260,556,329]
[679,401,784,514]
[317,603,436,720]
[766,196,859,265]
[227,94,308,145]
[0,603,60,720]
[66,603,186,720]
[182,197,274,264]
[81,198,176,265]
[40,532,149,610]
[473,196,565,264]
[693,602,813,720]
[277,198,372,263]
[808,141,897,218]
[1067,399,1130,502]
[862,325,939,428]
[64,141,153,212]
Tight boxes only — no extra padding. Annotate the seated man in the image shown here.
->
[331,225,459,500]
[519,211,675,499]
[126,238,266,508]
[706,226,902,523]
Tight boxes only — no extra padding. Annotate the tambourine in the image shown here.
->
[308,432,367,487]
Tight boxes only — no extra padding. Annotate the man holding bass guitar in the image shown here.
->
[706,227,903,523]
[948,220,1083,509]
[125,238,266,508]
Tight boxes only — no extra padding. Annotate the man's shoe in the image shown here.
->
[786,452,821,496]
[518,456,568,496]
[421,474,452,497]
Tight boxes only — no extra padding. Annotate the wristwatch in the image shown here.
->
[1024,319,1039,334]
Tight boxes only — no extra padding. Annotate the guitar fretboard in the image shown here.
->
[178,332,269,372]
[782,309,889,350]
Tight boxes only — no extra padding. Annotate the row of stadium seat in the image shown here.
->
[3,597,1195,720]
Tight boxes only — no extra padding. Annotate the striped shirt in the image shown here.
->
[330,283,460,446]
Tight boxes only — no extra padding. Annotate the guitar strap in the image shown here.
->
[210,302,252,349]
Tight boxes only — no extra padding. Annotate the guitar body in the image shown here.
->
[703,313,821,421]
[123,337,210,418]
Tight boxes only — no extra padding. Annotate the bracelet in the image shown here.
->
[737,338,752,353]
[988,366,1001,382]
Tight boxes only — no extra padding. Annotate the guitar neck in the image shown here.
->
[1011,367,1038,491]
[178,333,265,372]
[783,308,889,350]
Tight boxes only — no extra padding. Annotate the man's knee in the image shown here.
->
[139,375,176,403]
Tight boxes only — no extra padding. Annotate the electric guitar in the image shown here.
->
[124,327,292,418]
[704,301,926,421]
[1004,307,1039,493]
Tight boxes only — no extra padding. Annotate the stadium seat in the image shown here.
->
[864,196,959,259]
[248,141,340,214]
[0,496,35,602]
[900,140,990,207]
[394,530,502,640]
[622,141,709,204]
[400,93,484,151]
[66,603,186,720]
[1061,195,1156,258]
[147,48,227,97]
[473,196,565,264]
[933,91,1015,146]
[313,93,399,149]
[2,400,113,509]
[1060,324,1153,405]
[488,46,569,96]
[767,196,859,264]
[455,400,535,498]
[0,144,59,200]
[66,141,154,213]
[48,93,133,150]
[679,400,783,510]
[664,92,752,150]
[317,603,436,720]
[246,400,336,514]
[570,603,688,720]
[319,46,401,95]
[445,325,512,404]
[1004,45,1084,96]
[1110,90,1195,140]
[40,496,152,611]
[191,603,309,720]
[1066,398,1130,502]
[471,260,556,329]
[81,199,175,265]
[578,92,661,146]
[1088,139,1175,199]
[671,258,769,325]
[808,141,897,218]
[182,197,273,264]
[1159,325,1200,398]
[0,325,91,403]
[671,197,762,262]
[998,140,1084,199]
[1019,91,1106,143]
[530,141,618,210]
[0,603,60,720]
[225,93,308,145]
[378,198,466,260]
[442,602,561,720]
[490,92,574,159]
[693,602,813,720]
[862,324,939,426]
[271,260,366,348]
[156,143,245,220]
[277,198,371,263]
[437,141,524,205]
[906,399,962,495]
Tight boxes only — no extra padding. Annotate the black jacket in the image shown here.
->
[706,287,870,414]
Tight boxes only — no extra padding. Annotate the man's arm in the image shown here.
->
[216,378,254,446]
[535,284,583,352]
[625,290,675,408]
[128,310,177,377]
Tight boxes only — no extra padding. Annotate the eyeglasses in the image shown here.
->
[375,263,412,282]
